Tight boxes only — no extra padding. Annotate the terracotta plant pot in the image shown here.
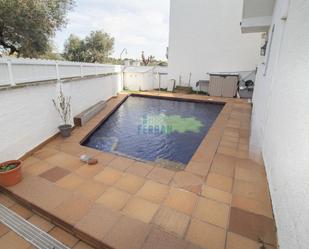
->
[0,160,22,187]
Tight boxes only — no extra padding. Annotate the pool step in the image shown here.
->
[0,204,69,249]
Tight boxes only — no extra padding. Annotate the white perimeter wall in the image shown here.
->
[0,74,122,162]
[250,0,309,248]
[168,0,262,88]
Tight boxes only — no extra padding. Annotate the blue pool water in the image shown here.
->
[83,96,224,166]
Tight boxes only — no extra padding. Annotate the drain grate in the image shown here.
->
[0,204,70,249]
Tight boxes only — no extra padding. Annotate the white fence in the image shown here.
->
[0,57,123,86]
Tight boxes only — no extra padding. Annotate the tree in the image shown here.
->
[141,51,155,66]
[63,34,85,62]
[0,0,74,57]
[63,31,114,63]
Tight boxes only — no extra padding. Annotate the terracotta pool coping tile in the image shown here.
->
[172,171,203,189]
[107,156,135,171]
[126,161,154,177]
[147,167,175,185]
[185,161,211,177]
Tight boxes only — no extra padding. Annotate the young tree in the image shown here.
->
[141,51,155,66]
[63,31,114,63]
[63,34,85,62]
[0,0,74,57]
[84,31,114,63]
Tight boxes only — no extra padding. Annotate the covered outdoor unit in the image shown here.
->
[208,73,239,97]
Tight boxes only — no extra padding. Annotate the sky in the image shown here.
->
[54,0,170,60]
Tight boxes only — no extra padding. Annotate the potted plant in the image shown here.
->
[0,160,22,186]
[52,85,72,137]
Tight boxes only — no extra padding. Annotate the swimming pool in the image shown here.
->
[82,95,224,168]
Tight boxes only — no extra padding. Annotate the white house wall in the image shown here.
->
[250,0,309,248]
[168,0,262,89]
[123,72,154,91]
[0,74,121,162]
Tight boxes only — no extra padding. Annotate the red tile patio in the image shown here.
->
[0,92,277,249]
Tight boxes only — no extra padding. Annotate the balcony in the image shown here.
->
[241,0,275,33]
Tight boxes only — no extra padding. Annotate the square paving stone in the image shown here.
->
[49,227,79,248]
[185,161,211,177]
[147,167,175,184]
[51,194,94,226]
[95,152,116,165]
[94,167,123,185]
[0,223,9,237]
[10,204,33,219]
[201,186,232,204]
[122,197,159,223]
[126,162,153,177]
[152,206,190,237]
[45,152,84,171]
[23,160,54,176]
[33,148,59,160]
[0,231,30,249]
[28,214,55,232]
[0,193,16,207]
[229,207,277,245]
[104,216,151,249]
[73,241,96,249]
[142,228,187,249]
[56,173,85,190]
[75,181,108,200]
[75,204,122,241]
[136,180,169,204]
[186,219,226,249]
[40,166,71,182]
[226,232,274,249]
[164,188,198,215]
[206,173,233,192]
[210,154,236,178]
[108,157,135,171]
[96,187,131,210]
[74,164,105,178]
[193,197,229,228]
[114,173,145,194]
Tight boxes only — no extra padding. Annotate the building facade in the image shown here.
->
[168,0,262,90]
[245,0,309,248]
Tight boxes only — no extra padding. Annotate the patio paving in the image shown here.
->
[0,92,277,249]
